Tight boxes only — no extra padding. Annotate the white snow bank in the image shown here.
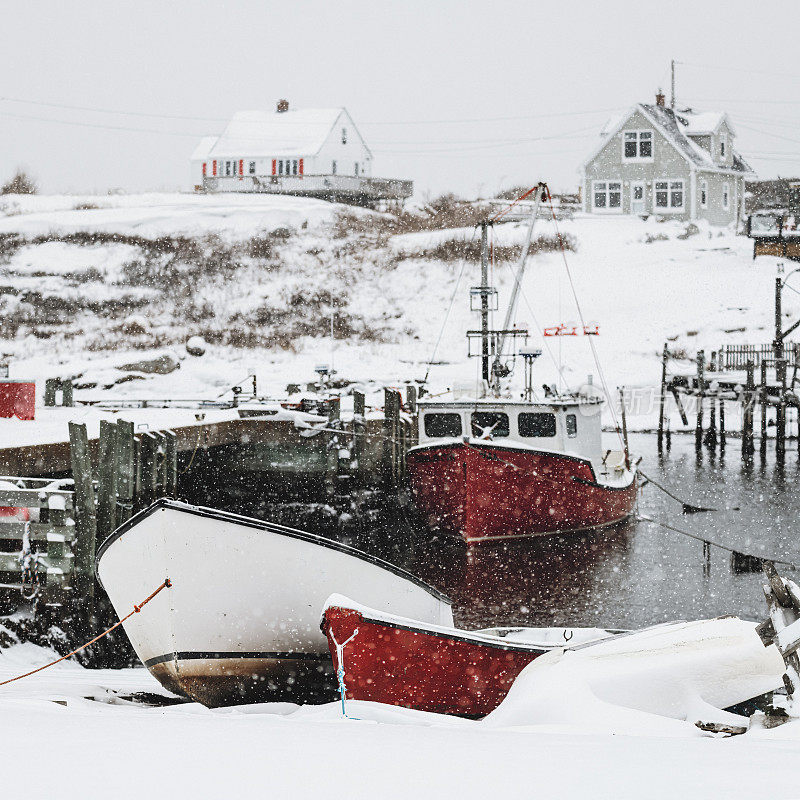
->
[485,617,784,734]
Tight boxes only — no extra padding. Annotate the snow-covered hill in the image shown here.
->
[0,192,786,430]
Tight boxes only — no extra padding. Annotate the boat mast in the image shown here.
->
[494,182,546,370]
[480,221,490,383]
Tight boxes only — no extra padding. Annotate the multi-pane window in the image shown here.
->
[623,130,653,160]
[723,183,730,209]
[700,180,708,208]
[720,134,727,159]
[249,161,256,175]
[332,160,337,175]
[292,160,298,176]
[593,181,622,211]
[655,180,684,210]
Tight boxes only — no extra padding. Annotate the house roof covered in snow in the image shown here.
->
[197,108,358,158]
[586,103,754,177]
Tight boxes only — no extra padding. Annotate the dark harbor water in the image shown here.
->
[249,432,800,633]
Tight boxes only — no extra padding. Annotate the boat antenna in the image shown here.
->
[479,220,491,384]
[492,182,547,382]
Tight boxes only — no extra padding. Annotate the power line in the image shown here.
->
[360,107,625,126]
[678,60,800,82]
[738,122,800,146]
[0,109,209,137]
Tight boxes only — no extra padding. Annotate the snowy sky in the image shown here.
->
[1,0,798,198]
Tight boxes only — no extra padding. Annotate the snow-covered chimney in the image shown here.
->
[277,99,289,113]
[655,90,665,107]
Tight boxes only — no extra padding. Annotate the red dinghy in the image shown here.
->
[408,183,637,544]
[321,595,617,718]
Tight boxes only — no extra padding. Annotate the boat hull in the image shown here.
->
[323,601,553,717]
[407,441,637,543]
[96,500,453,707]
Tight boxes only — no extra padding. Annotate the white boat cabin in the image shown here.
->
[416,399,604,462]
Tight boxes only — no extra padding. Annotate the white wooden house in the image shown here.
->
[581,92,755,226]
[191,100,411,205]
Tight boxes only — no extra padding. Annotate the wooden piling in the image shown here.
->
[742,361,755,459]
[68,422,97,633]
[695,350,705,450]
[760,361,768,457]
[719,395,726,449]
[353,390,366,487]
[658,343,668,451]
[777,358,788,460]
[164,431,177,497]
[115,420,135,524]
[96,420,118,539]
[138,432,158,509]
[707,388,718,449]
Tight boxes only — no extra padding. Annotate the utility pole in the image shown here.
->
[480,221,490,383]
[670,59,676,109]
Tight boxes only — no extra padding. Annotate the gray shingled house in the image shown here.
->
[581,92,755,226]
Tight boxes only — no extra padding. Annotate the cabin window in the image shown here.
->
[518,412,556,438]
[723,182,730,210]
[471,412,509,438]
[700,180,708,209]
[592,181,621,211]
[424,413,462,438]
[623,130,653,160]
[342,128,348,144]
[655,180,684,210]
[566,414,578,438]
[249,161,256,175]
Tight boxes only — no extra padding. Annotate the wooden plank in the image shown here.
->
[68,421,97,617]
[0,522,75,540]
[0,489,73,507]
[97,419,118,539]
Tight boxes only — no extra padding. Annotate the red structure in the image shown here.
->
[0,380,35,420]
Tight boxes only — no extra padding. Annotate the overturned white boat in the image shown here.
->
[96,498,453,706]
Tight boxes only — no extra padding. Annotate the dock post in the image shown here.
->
[326,397,341,501]
[139,433,158,509]
[115,420,135,524]
[68,422,97,636]
[658,343,668,451]
[97,420,118,540]
[707,388,718,450]
[760,361,768,457]
[777,358,788,460]
[44,379,57,407]
[153,431,167,497]
[382,388,395,488]
[62,380,74,407]
[742,361,755,459]
[695,350,705,451]
[164,431,177,498]
[719,395,726,449]
[353,391,366,487]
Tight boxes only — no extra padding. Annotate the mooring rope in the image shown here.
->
[0,578,172,687]
[638,469,733,514]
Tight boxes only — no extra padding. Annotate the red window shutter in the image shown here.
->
[212,160,217,176]
[299,158,304,176]
[272,159,277,175]
[202,162,206,177]
[239,159,243,176]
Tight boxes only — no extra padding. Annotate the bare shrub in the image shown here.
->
[401,233,576,263]
[73,202,99,211]
[1,170,37,195]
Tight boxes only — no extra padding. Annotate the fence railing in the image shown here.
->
[718,343,800,371]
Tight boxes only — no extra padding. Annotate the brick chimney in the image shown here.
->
[655,89,665,107]
[277,99,289,113]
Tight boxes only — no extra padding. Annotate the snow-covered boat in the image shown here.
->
[321,594,618,717]
[96,499,453,707]
[407,184,637,544]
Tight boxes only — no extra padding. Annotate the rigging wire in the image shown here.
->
[422,228,477,386]
[546,192,627,452]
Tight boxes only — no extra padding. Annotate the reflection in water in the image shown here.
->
[233,432,800,632]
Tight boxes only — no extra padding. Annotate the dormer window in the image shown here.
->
[623,130,653,161]
[719,133,727,160]
[342,128,348,144]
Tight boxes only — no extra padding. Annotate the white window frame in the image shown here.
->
[719,133,727,160]
[722,182,730,210]
[654,179,685,213]
[622,129,654,162]
[700,179,708,209]
[592,180,623,214]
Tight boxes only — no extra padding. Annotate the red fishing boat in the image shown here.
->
[321,594,617,717]
[407,183,637,544]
